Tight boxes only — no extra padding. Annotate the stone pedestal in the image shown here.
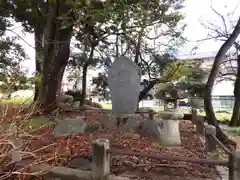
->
[156,109,184,120]
[160,119,181,146]
[100,113,143,133]
[156,109,183,146]
[92,138,110,179]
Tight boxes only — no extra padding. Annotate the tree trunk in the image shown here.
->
[204,18,240,148]
[33,26,43,101]
[55,66,66,105]
[139,79,158,101]
[173,100,178,109]
[80,63,88,106]
[38,0,74,113]
[229,55,240,126]
[134,35,141,65]
[164,100,168,110]
[115,31,119,58]
[79,47,95,106]
[56,66,65,96]
[230,100,240,126]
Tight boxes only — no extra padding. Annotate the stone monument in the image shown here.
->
[108,56,141,114]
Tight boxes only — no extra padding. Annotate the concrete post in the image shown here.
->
[229,151,240,180]
[10,124,23,163]
[196,116,205,135]
[191,108,197,125]
[204,124,217,152]
[92,138,110,180]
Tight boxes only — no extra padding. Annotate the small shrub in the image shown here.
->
[84,123,100,133]
[84,99,92,105]
[91,102,103,109]
[65,90,82,101]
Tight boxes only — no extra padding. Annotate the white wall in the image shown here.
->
[212,81,234,96]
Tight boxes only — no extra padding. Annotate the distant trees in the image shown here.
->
[1,0,186,112]
[0,1,29,93]
[90,0,186,102]
[154,60,207,108]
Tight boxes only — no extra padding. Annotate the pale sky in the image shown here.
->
[5,0,240,95]
[178,0,240,58]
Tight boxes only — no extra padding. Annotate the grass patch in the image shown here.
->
[101,103,189,113]
[27,117,52,130]
[0,117,52,132]
[84,123,100,133]
[0,97,33,105]
[101,103,112,109]
[198,111,232,121]
[0,123,10,131]
[101,103,233,121]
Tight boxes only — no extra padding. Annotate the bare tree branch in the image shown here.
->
[210,6,229,36]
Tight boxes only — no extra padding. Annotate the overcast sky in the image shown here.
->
[180,0,240,96]
[5,0,240,95]
[178,0,240,58]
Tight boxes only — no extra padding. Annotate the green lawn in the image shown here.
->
[0,117,52,132]
[0,97,233,122]
[101,103,112,109]
[0,97,33,104]
[199,111,232,121]
[100,103,233,121]
[101,103,165,111]
[27,117,52,130]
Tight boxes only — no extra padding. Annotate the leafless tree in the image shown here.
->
[201,5,240,147]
